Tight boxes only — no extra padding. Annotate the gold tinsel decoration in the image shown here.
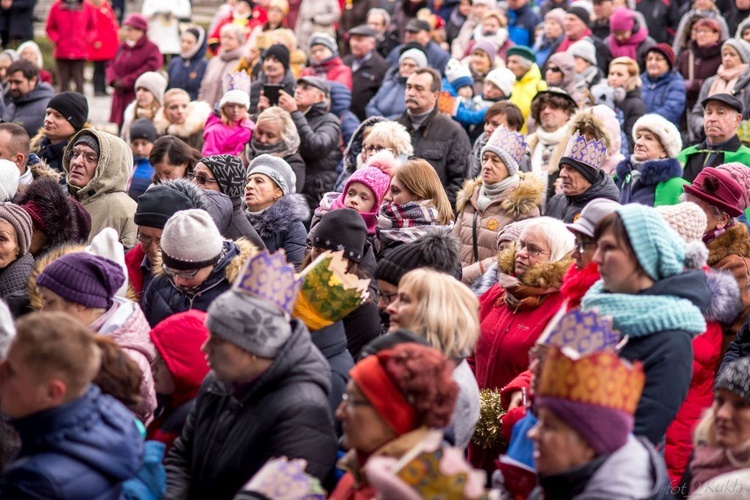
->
[471,388,507,450]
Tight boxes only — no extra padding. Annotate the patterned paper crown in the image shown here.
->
[537,346,645,415]
[562,131,608,171]
[485,125,527,168]
[233,251,302,316]
[223,71,252,94]
[537,309,620,356]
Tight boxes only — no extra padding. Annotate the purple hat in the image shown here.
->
[36,252,125,309]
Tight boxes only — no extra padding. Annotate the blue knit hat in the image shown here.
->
[616,204,686,281]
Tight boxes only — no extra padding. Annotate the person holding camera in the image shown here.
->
[249,44,297,115]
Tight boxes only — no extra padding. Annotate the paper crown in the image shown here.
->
[292,250,370,331]
[233,251,302,316]
[537,345,645,415]
[223,71,252,94]
[485,125,527,168]
[537,309,620,356]
[562,131,608,171]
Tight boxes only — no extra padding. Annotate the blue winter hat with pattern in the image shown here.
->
[615,204,686,281]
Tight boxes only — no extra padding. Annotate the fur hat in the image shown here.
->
[135,72,168,104]
[0,202,31,256]
[0,159,19,202]
[484,67,516,97]
[631,114,683,158]
[445,59,474,91]
[568,39,597,66]
[723,38,750,64]
[161,209,224,270]
[717,162,750,210]
[374,230,462,285]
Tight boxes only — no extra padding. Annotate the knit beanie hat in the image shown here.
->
[47,92,89,131]
[399,48,428,68]
[646,43,676,70]
[73,134,100,158]
[135,185,203,229]
[481,125,527,176]
[717,162,750,210]
[344,160,393,207]
[0,160,19,202]
[445,59,474,91]
[616,204,686,281]
[609,7,635,32]
[544,8,567,30]
[309,32,338,56]
[206,289,292,358]
[36,253,125,309]
[247,154,296,196]
[129,118,157,143]
[567,6,591,27]
[684,167,746,217]
[264,44,290,71]
[374,230,462,285]
[161,209,224,270]
[472,40,499,59]
[311,208,368,263]
[200,155,246,198]
[484,67,516,97]
[568,39,597,66]
[135,72,168,104]
[0,299,14,359]
[0,202,31,255]
[723,38,750,64]
[715,357,750,402]
[497,218,537,247]
[506,45,536,65]
[632,114,683,158]
[655,202,707,243]
[219,89,250,109]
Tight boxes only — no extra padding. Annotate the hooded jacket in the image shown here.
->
[141,239,258,327]
[454,174,543,285]
[153,100,212,151]
[545,171,620,223]
[0,385,144,498]
[198,44,245,107]
[2,82,55,136]
[510,65,547,134]
[164,320,337,499]
[615,156,687,207]
[167,26,208,101]
[365,69,409,120]
[63,129,138,248]
[641,70,687,125]
[246,194,310,269]
[30,122,93,174]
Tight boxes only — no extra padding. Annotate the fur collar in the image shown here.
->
[707,223,750,265]
[151,238,258,285]
[29,123,93,152]
[473,246,572,295]
[455,173,543,216]
[153,100,212,138]
[246,194,311,239]
[615,157,682,185]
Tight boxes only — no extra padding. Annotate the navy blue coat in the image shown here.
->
[0,385,143,499]
[641,70,686,125]
[167,39,208,101]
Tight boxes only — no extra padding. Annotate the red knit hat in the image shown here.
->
[647,43,676,69]
[683,167,745,217]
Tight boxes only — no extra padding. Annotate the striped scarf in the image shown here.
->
[377,200,452,246]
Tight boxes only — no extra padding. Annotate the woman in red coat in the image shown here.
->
[106,13,163,127]
[45,0,96,93]
[87,0,120,96]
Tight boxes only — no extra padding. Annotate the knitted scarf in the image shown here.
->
[531,126,568,187]
[608,27,648,60]
[704,219,736,245]
[581,280,706,338]
[377,200,451,245]
[710,63,750,96]
[477,175,519,211]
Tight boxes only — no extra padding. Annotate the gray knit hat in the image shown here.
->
[723,38,750,64]
[206,290,292,358]
[715,357,750,402]
[309,32,338,56]
[161,209,224,270]
[247,154,296,196]
[0,202,32,256]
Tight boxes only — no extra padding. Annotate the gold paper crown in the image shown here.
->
[222,71,252,94]
[537,346,645,415]
[484,125,527,168]
[233,251,302,316]
[537,309,620,356]
[562,131,608,171]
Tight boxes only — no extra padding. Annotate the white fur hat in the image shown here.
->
[632,114,683,158]
[484,67,516,98]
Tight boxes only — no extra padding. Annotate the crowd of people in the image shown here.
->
[0,0,748,498]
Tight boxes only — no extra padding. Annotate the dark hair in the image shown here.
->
[531,93,577,123]
[412,67,442,92]
[0,122,30,158]
[149,135,200,174]
[485,101,525,131]
[7,60,39,81]
[93,336,142,413]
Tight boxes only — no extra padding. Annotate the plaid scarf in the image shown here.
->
[377,200,451,246]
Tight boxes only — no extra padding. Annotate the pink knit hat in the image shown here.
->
[717,162,750,210]
[609,7,635,32]
[343,150,396,206]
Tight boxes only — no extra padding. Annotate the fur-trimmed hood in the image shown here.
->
[472,245,573,296]
[705,267,743,324]
[546,108,614,176]
[707,223,750,266]
[246,194,311,239]
[153,100,212,139]
[455,173,543,217]
[615,157,683,186]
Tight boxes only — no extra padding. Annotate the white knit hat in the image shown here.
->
[161,209,224,270]
[135,71,168,103]
[484,67,516,98]
[631,114,683,158]
[219,89,250,109]
[655,202,707,243]
[0,159,19,202]
[568,39,597,66]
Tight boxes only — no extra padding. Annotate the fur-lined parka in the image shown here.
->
[453,173,543,285]
[152,100,212,151]
[246,194,311,270]
[706,223,750,339]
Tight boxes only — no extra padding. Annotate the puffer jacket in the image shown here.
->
[164,320,337,499]
[141,239,258,327]
[0,385,143,499]
[453,174,543,285]
[641,70,687,125]
[510,65,547,133]
[198,45,245,107]
[300,56,352,90]
[92,297,157,423]
[545,171,620,223]
[201,113,254,157]
[246,194,310,269]
[615,156,687,207]
[365,69,408,120]
[167,25,208,101]
[63,129,138,248]
[153,100,213,151]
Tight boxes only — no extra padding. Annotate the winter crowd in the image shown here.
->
[0,0,749,498]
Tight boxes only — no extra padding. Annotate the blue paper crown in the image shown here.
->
[232,251,302,316]
[223,71,252,94]
[562,132,608,171]
[485,125,527,168]
[538,309,619,355]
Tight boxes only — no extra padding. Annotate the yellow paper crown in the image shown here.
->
[233,251,302,315]
[536,346,645,415]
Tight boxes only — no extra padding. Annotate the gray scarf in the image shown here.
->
[477,175,520,211]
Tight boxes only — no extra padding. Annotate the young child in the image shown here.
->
[453,67,516,134]
[202,73,254,157]
[128,118,157,200]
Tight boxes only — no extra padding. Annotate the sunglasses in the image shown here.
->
[188,173,218,185]
[547,66,562,73]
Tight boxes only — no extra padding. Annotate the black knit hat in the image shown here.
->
[47,92,89,131]
[567,6,591,27]
[264,44,290,71]
[374,230,462,285]
[135,185,202,229]
[312,208,368,263]
[129,118,157,143]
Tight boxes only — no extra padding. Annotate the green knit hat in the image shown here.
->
[506,46,536,64]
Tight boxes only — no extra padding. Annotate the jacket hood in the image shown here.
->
[14,82,55,105]
[12,385,143,482]
[615,157,682,185]
[153,100,212,138]
[547,108,614,175]
[707,223,750,266]
[644,269,712,316]
[343,116,387,175]
[183,25,207,62]
[64,129,133,203]
[705,267,743,324]
[456,173,543,216]
[246,193,310,239]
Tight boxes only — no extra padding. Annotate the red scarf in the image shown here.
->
[557,29,593,53]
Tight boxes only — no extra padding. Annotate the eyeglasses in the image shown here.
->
[692,28,717,35]
[188,173,218,185]
[547,66,562,73]
[341,392,371,413]
[575,236,596,255]
[518,241,550,257]
[136,230,161,247]
[363,144,394,155]
[66,148,99,165]
[381,291,398,306]
[161,263,202,281]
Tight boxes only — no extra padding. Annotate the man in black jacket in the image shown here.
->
[343,25,390,121]
[396,67,470,205]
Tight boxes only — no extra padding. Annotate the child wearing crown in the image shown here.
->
[202,72,255,157]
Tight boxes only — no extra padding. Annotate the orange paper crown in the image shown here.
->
[536,346,645,415]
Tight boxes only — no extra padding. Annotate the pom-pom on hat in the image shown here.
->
[683,167,746,217]
[481,125,527,176]
[160,209,224,271]
[344,150,395,207]
[632,114,683,158]
[36,253,125,309]
[445,59,474,91]
[0,159,20,202]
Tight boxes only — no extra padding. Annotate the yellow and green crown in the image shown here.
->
[562,131,608,171]
[537,309,620,356]
[537,346,645,415]
[233,251,302,316]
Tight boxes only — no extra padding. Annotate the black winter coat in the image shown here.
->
[396,107,471,205]
[619,88,647,152]
[0,0,35,43]
[342,51,390,121]
[544,171,620,223]
[342,300,382,359]
[164,320,337,499]
[721,323,750,374]
[311,320,354,416]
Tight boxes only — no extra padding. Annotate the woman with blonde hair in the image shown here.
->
[593,56,646,151]
[153,88,212,150]
[386,267,480,449]
[245,106,304,193]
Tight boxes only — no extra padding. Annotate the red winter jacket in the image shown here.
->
[300,56,353,90]
[87,0,120,62]
[46,0,97,60]
[207,9,266,55]
[106,36,163,126]
[124,244,146,299]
